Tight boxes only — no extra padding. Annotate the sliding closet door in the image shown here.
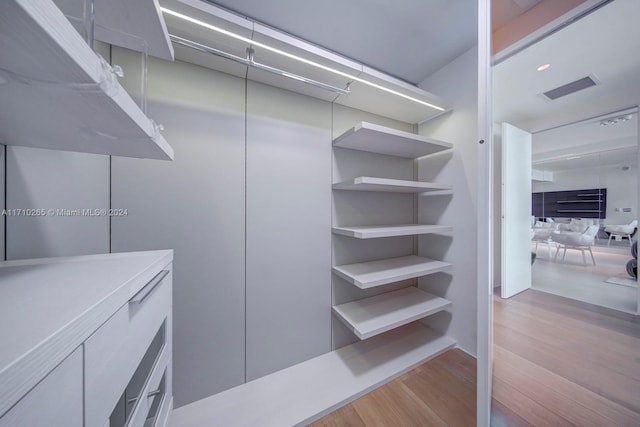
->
[245,81,331,381]
[110,49,247,408]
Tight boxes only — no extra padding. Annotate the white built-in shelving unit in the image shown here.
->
[332,121,453,341]
[0,0,174,160]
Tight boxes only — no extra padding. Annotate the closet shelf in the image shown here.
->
[0,0,174,160]
[90,0,174,60]
[333,122,452,158]
[333,177,451,193]
[333,224,452,239]
[332,287,451,340]
[333,255,451,289]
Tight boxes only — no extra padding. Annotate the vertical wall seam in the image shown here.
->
[330,102,334,351]
[3,145,6,260]
[109,44,113,254]
[413,158,419,258]
[109,155,112,253]
[413,121,419,260]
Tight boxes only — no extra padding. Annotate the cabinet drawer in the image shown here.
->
[0,347,82,427]
[127,354,170,427]
[85,268,172,427]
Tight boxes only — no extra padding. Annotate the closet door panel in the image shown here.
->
[246,81,332,381]
[110,49,246,408]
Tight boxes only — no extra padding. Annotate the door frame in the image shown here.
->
[476,1,493,426]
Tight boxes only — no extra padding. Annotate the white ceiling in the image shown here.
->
[202,0,477,85]
[493,0,640,133]
[532,109,637,155]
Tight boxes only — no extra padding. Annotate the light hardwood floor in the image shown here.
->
[492,289,640,427]
[309,347,477,426]
[312,289,640,426]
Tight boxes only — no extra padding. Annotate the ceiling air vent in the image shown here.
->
[541,75,598,101]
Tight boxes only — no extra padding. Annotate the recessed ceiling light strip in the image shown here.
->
[161,8,445,111]
[169,35,350,96]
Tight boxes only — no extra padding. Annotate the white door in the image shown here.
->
[501,122,532,298]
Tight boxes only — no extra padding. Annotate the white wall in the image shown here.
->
[533,164,637,224]
[5,147,110,259]
[418,46,478,356]
[245,81,332,381]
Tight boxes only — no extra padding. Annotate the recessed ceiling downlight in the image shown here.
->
[537,63,551,71]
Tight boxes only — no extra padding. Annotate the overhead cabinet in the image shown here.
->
[0,0,174,160]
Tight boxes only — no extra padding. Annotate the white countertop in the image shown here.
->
[0,250,173,417]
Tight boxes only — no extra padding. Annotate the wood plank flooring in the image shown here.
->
[309,348,477,426]
[492,289,640,426]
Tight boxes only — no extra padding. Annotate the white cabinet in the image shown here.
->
[0,251,173,427]
[85,269,172,427]
[332,122,453,340]
[0,347,83,427]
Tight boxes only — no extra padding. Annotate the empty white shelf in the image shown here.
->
[170,323,455,427]
[333,224,452,239]
[333,177,451,193]
[55,0,174,60]
[333,122,452,158]
[93,0,174,60]
[0,0,174,160]
[333,255,451,289]
[332,287,451,340]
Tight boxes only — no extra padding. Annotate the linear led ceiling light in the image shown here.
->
[161,8,445,111]
[169,35,350,95]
